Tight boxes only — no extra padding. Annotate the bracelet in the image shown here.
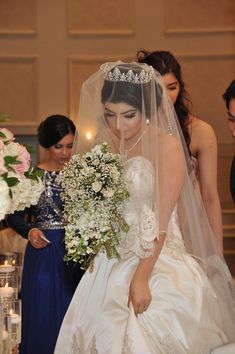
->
[27,228,38,242]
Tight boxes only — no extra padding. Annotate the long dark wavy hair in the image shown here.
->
[137,50,192,152]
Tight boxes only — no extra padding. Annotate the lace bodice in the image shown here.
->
[119,156,186,259]
[32,170,65,229]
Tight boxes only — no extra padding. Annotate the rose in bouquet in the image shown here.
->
[58,142,129,270]
[0,128,44,221]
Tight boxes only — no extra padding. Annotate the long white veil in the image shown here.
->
[72,61,235,342]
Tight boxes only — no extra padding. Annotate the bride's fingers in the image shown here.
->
[133,303,148,315]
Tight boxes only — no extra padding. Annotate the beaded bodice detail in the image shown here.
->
[32,170,65,229]
[119,156,186,259]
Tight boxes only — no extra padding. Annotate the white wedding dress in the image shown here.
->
[54,156,227,354]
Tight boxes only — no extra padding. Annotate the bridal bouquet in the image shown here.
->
[58,142,129,270]
[0,128,44,221]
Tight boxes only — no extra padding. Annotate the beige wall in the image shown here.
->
[0,0,235,207]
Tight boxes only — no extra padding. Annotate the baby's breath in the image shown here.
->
[58,142,129,270]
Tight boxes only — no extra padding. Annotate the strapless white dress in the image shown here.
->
[54,157,227,354]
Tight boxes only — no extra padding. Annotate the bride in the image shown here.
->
[54,62,235,353]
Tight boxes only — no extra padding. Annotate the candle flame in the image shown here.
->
[10,309,13,315]
[12,259,16,265]
[4,260,8,266]
[4,283,8,288]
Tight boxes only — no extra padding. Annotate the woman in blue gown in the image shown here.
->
[7,115,84,354]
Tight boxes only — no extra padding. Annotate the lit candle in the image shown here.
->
[9,310,22,345]
[0,261,15,273]
[0,285,14,299]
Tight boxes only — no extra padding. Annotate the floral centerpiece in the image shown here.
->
[58,142,129,270]
[0,128,44,221]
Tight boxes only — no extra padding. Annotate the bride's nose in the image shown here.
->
[116,116,123,131]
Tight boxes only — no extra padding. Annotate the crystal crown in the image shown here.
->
[102,64,154,84]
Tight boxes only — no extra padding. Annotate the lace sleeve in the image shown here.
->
[119,204,159,259]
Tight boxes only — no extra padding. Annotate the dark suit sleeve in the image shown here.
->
[230,156,235,203]
[7,209,32,239]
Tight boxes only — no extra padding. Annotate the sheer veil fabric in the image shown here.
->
[55,61,235,353]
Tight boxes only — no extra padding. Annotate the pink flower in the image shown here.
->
[14,145,31,175]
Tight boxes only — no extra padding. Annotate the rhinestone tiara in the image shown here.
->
[102,63,154,84]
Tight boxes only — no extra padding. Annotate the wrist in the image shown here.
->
[27,228,38,241]
[132,270,150,283]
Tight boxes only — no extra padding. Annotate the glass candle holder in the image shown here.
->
[7,299,21,349]
[10,252,22,267]
[0,252,16,266]
[0,252,22,268]
[0,273,17,302]
[0,259,15,275]
[2,314,10,354]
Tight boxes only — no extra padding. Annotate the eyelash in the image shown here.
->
[125,114,136,119]
[104,113,136,119]
[104,113,115,119]
[54,144,73,149]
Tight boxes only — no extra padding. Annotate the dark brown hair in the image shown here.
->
[137,50,192,152]
[38,115,75,148]
[223,79,235,109]
[101,63,162,120]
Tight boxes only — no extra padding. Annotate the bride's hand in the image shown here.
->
[128,275,152,315]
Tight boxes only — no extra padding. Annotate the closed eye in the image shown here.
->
[167,85,178,91]
[124,113,137,119]
[104,112,115,119]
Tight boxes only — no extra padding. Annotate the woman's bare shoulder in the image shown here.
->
[190,115,215,137]
[190,115,217,155]
[158,131,184,159]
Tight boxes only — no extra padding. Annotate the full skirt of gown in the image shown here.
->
[54,248,227,354]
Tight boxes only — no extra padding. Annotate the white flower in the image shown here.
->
[0,128,14,142]
[0,179,11,220]
[3,141,19,156]
[102,188,114,198]
[58,142,129,269]
[92,181,102,192]
[109,166,120,181]
[0,129,44,219]
[93,158,100,166]
[93,144,102,154]
[100,225,110,232]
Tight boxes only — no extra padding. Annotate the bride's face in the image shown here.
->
[104,102,142,140]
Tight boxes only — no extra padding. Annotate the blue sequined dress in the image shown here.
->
[8,170,84,354]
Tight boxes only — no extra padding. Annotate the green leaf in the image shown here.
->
[23,143,35,154]
[0,131,6,138]
[4,155,21,165]
[6,176,20,187]
[24,165,44,180]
